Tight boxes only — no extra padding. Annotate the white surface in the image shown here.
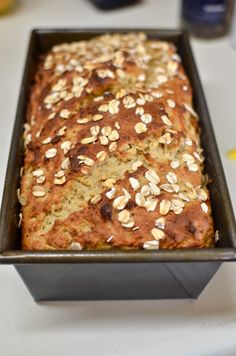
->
[0,1,236,355]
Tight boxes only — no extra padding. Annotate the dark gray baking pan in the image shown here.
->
[0,28,236,301]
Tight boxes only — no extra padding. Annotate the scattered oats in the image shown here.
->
[77,117,91,124]
[92,114,103,122]
[167,99,176,108]
[90,194,102,205]
[132,226,139,231]
[103,178,116,188]
[61,141,71,154]
[36,175,45,184]
[178,192,190,202]
[167,60,178,74]
[55,170,65,178]
[90,125,100,137]
[106,187,117,200]
[35,130,41,138]
[99,135,109,145]
[45,148,57,159]
[149,182,161,196]
[136,98,145,106]
[170,160,180,169]
[109,142,117,152]
[215,230,220,242]
[156,74,168,84]
[78,155,95,167]
[184,103,198,118]
[159,132,172,145]
[122,188,131,199]
[96,69,115,79]
[57,126,67,136]
[171,199,185,208]
[69,242,82,250]
[81,166,90,175]
[161,115,172,126]
[166,89,174,95]
[96,150,107,162]
[187,162,199,172]
[155,217,165,230]
[144,94,154,103]
[135,107,144,115]
[166,172,177,184]
[108,130,119,141]
[93,96,104,102]
[152,91,163,99]
[107,235,114,243]
[115,89,127,99]
[196,188,208,201]
[193,152,202,162]
[98,104,109,112]
[48,112,56,120]
[118,209,130,224]
[115,121,120,130]
[122,218,135,228]
[32,186,46,197]
[143,240,159,250]
[129,177,140,190]
[32,169,44,177]
[141,113,152,124]
[123,96,136,109]
[113,195,129,210]
[185,138,193,146]
[138,73,146,82]
[172,184,180,193]
[160,200,171,215]
[201,202,208,213]
[108,99,120,115]
[135,192,145,207]
[54,176,66,185]
[116,69,126,78]
[60,109,73,119]
[101,126,112,137]
[151,228,165,241]
[145,198,158,212]
[64,93,74,101]
[145,169,160,184]
[81,136,97,144]
[18,213,23,227]
[135,122,147,134]
[172,205,183,215]
[42,137,51,145]
[160,184,174,193]
[131,160,143,171]
[61,157,70,170]
[183,154,195,163]
[141,184,151,196]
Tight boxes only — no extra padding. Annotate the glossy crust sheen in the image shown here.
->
[19,33,214,250]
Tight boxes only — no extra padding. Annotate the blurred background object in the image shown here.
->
[230,1,236,46]
[181,0,234,38]
[0,0,14,14]
[90,0,140,10]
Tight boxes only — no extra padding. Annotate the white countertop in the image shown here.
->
[1,1,236,355]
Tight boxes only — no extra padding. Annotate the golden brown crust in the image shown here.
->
[19,32,214,250]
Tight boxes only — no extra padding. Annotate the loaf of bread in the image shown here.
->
[19,32,214,250]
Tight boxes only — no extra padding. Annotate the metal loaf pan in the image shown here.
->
[0,29,236,301]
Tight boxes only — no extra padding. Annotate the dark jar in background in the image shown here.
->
[181,0,234,39]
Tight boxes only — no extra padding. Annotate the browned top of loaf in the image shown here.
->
[19,32,214,250]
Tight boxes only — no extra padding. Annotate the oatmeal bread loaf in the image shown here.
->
[19,32,214,250]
